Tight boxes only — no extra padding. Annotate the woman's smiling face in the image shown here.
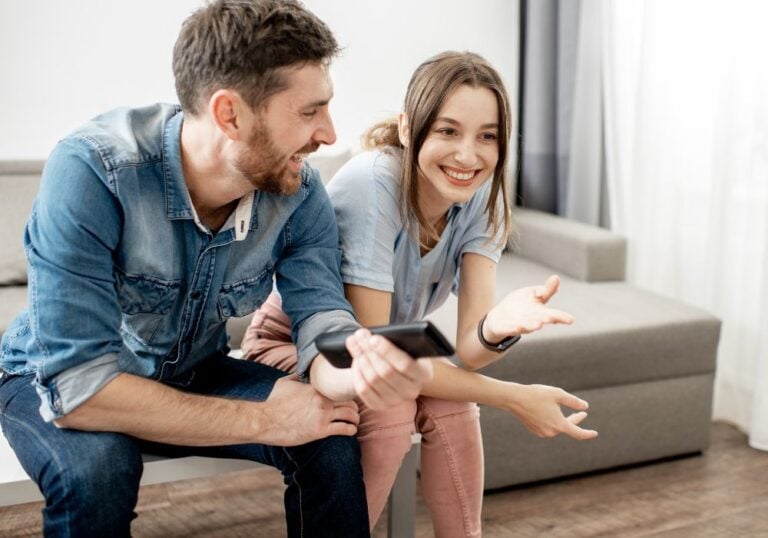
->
[416,84,500,211]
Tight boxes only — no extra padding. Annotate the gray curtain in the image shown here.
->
[517,0,609,227]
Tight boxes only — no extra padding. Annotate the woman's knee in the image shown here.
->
[416,398,480,434]
[417,397,479,420]
[241,293,298,372]
[356,399,417,439]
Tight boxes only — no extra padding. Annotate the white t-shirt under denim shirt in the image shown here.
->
[326,149,505,325]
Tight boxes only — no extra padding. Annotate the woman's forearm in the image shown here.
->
[421,360,598,440]
[309,355,358,401]
[420,359,520,407]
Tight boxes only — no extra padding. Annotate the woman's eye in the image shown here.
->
[480,132,498,141]
[437,128,456,136]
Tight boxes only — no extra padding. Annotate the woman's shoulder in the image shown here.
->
[327,148,402,197]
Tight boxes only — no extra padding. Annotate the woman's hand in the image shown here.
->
[482,275,574,342]
[500,382,598,440]
[345,329,434,411]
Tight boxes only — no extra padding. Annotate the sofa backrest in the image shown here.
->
[0,161,43,286]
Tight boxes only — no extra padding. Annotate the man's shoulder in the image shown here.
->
[65,103,182,170]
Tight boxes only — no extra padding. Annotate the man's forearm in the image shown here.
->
[54,373,271,446]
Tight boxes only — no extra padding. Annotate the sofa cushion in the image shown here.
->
[426,254,720,391]
[0,161,42,285]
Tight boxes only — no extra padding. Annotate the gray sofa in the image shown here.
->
[425,209,720,489]
[0,159,720,494]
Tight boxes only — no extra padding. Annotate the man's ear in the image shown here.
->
[209,89,248,141]
[397,113,410,148]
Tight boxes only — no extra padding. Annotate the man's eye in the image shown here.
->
[303,110,318,118]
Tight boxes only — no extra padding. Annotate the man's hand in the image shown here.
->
[260,375,360,446]
[483,275,574,342]
[345,328,434,411]
[503,383,598,440]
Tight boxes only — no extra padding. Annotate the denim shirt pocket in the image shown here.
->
[115,269,180,345]
[217,266,274,320]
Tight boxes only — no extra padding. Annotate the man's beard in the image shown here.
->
[234,119,318,195]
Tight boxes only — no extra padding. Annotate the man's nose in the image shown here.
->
[314,110,337,146]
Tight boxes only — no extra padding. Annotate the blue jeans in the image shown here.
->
[0,357,369,537]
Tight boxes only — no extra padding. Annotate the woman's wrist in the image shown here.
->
[478,312,521,352]
[480,309,505,343]
[482,377,526,412]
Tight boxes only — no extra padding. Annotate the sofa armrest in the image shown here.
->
[510,208,626,282]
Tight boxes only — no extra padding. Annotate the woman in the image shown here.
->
[243,51,597,537]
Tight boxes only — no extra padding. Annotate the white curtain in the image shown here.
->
[601,0,768,450]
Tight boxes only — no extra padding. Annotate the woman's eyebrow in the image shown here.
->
[434,116,499,129]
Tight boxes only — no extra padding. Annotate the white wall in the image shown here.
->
[0,0,518,160]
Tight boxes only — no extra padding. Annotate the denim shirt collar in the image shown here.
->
[162,111,194,221]
[161,110,259,239]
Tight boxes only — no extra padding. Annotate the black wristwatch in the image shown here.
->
[477,314,521,352]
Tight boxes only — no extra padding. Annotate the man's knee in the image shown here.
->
[284,434,364,485]
[41,434,143,535]
[62,438,143,491]
[292,434,360,469]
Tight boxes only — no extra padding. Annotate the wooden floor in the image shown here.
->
[2,421,767,537]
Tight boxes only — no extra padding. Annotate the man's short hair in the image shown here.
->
[173,0,340,115]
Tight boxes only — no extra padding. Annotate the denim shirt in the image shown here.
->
[0,104,357,422]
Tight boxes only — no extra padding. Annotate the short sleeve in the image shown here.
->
[326,151,403,292]
[457,181,506,264]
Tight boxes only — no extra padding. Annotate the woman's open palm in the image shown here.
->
[483,275,574,340]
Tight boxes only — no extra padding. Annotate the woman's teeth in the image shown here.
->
[443,167,475,181]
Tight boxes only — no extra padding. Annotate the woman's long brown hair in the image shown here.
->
[362,51,513,248]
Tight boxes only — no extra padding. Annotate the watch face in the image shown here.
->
[496,334,522,351]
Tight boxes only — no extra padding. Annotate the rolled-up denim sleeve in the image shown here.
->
[26,138,125,421]
[35,354,122,422]
[275,167,359,380]
[293,309,358,379]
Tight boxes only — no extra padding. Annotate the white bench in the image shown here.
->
[0,425,419,538]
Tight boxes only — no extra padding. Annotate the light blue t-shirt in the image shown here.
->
[326,149,504,324]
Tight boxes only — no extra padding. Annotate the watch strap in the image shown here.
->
[477,314,521,352]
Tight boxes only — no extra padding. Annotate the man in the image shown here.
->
[0,1,433,536]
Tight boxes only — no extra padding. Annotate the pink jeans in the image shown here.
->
[241,293,483,537]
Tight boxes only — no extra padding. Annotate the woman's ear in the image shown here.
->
[397,113,410,148]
